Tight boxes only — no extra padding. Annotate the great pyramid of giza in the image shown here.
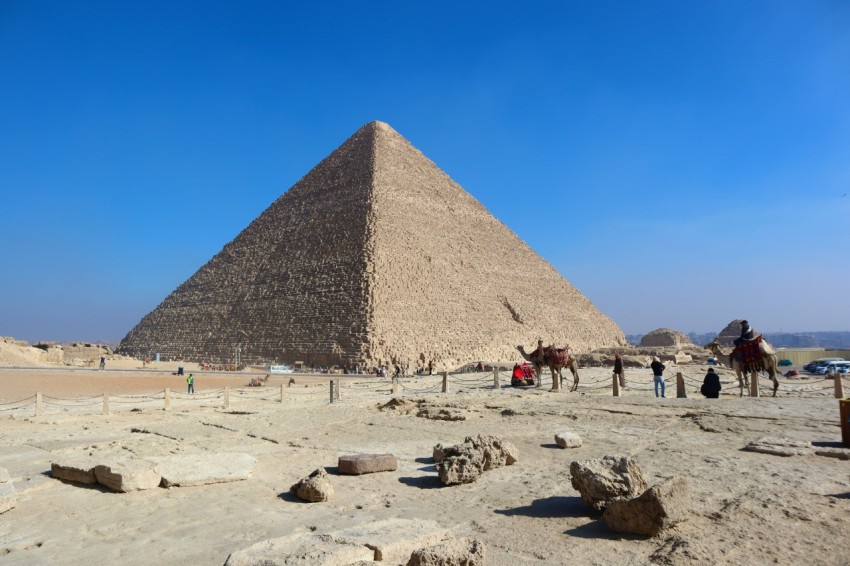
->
[117,121,626,368]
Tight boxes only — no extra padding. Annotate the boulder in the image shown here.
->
[569,456,648,511]
[338,454,397,475]
[432,443,448,462]
[224,533,373,566]
[158,453,256,487]
[50,457,99,485]
[94,459,162,492]
[603,476,691,536]
[290,468,333,502]
[437,435,518,486]
[555,431,582,448]
[333,518,450,563]
[743,437,813,457]
[406,537,485,566]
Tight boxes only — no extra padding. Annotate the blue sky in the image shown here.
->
[1,1,848,343]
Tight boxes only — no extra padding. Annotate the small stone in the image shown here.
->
[555,431,582,448]
[290,468,334,502]
[603,476,691,536]
[338,454,398,475]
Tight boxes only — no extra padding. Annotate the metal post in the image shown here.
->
[835,374,845,399]
[676,372,687,398]
[36,392,42,416]
[224,386,230,408]
[103,393,110,415]
[441,371,448,393]
[612,373,620,397]
[164,388,171,411]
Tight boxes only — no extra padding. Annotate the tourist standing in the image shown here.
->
[701,368,721,398]
[99,356,106,370]
[428,360,433,375]
[187,373,195,394]
[651,356,666,398]
[613,353,626,389]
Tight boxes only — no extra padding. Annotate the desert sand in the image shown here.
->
[1,364,849,565]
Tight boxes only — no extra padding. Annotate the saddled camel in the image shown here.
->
[705,339,779,397]
[516,343,579,392]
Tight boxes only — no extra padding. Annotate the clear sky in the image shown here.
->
[1,1,848,343]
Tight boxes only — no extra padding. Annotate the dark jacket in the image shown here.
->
[740,323,755,341]
[701,371,721,398]
[613,358,623,373]
[650,361,665,376]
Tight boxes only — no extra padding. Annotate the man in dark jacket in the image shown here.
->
[734,320,755,347]
[651,356,666,398]
[613,353,626,389]
[701,367,721,398]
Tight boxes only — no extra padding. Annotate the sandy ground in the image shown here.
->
[1,365,849,565]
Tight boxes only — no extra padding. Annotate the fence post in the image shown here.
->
[224,386,230,408]
[392,376,399,395]
[164,388,171,411]
[676,372,687,398]
[36,392,42,416]
[329,380,335,404]
[442,371,448,393]
[103,393,110,416]
[280,383,285,403]
[750,373,760,398]
[835,374,845,399]
[612,373,620,397]
[493,368,500,389]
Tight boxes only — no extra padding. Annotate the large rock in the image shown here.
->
[224,533,373,566]
[338,453,397,475]
[290,468,334,502]
[0,468,15,514]
[50,457,98,485]
[333,518,450,564]
[602,476,691,536]
[569,456,648,511]
[743,437,813,457]
[94,459,162,492]
[437,435,518,486]
[406,537,485,566]
[158,453,256,487]
[555,431,582,448]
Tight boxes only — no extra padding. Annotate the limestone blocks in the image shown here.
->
[290,468,334,503]
[338,454,397,475]
[555,431,582,448]
[569,456,648,512]
[435,435,518,486]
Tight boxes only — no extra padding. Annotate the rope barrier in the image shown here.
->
[43,398,102,407]
[0,395,36,406]
[397,381,442,394]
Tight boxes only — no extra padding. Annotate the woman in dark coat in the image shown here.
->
[701,368,721,398]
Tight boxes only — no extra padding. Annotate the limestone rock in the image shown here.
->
[0,468,15,514]
[570,456,648,511]
[224,533,373,566]
[603,476,691,536]
[417,405,466,421]
[94,459,162,492]
[290,468,333,502]
[333,518,450,564]
[433,443,448,462]
[555,431,582,448]
[338,453,397,475]
[406,537,485,566]
[815,447,850,460]
[50,457,98,485]
[437,435,517,486]
[158,453,256,487]
[743,437,813,457]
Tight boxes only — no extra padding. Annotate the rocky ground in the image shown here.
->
[1,366,849,565]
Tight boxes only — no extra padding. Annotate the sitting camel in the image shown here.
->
[516,342,579,391]
[705,339,779,397]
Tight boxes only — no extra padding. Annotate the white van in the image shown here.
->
[818,361,850,375]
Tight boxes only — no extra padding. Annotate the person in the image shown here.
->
[733,320,755,347]
[393,364,401,378]
[476,361,484,372]
[613,353,626,389]
[187,373,195,394]
[651,356,666,398]
[428,360,433,375]
[701,367,721,398]
[99,356,106,370]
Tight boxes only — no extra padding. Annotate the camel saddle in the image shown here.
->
[545,345,570,365]
[732,335,765,374]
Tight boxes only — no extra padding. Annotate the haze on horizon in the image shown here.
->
[1,2,848,345]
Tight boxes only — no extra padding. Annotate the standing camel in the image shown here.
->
[516,343,579,391]
[705,339,779,397]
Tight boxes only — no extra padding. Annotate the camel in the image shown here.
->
[705,339,779,397]
[516,343,579,392]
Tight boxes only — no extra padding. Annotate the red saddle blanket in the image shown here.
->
[734,335,763,367]
[545,346,570,365]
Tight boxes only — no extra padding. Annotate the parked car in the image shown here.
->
[817,361,850,375]
[778,359,793,367]
[804,358,845,373]
[706,357,717,366]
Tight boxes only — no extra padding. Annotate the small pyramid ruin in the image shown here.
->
[118,122,626,368]
[638,328,694,348]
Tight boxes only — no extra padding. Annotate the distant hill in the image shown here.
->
[627,331,850,349]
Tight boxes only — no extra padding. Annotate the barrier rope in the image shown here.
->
[0,395,36,406]
[0,395,36,411]
[397,380,442,394]
[43,397,102,407]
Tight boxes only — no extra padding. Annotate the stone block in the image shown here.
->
[338,453,398,475]
[569,455,648,511]
[406,537,485,566]
[50,458,98,485]
[603,476,691,536]
[743,437,813,457]
[94,459,162,492]
[224,533,373,566]
[555,431,582,448]
[333,518,450,564]
[158,453,256,487]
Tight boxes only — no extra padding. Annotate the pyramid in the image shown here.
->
[117,121,626,368]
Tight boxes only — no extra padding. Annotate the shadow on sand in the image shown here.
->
[398,475,443,490]
[495,495,588,519]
